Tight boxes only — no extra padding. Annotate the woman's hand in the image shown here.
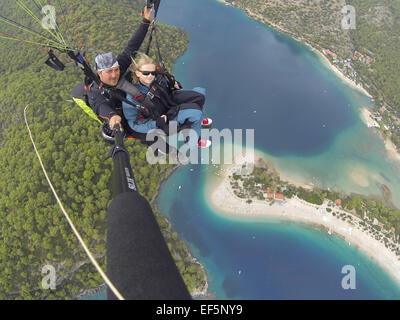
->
[156,115,168,132]
[174,81,182,90]
[143,6,153,21]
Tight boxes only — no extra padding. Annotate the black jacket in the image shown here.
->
[87,18,151,123]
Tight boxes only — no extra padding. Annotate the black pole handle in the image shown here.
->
[106,116,191,300]
[107,192,192,300]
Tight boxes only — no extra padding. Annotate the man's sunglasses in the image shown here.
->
[139,70,157,76]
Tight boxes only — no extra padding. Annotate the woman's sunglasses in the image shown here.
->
[139,70,156,76]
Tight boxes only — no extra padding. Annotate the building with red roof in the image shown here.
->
[275,193,285,200]
[323,49,338,59]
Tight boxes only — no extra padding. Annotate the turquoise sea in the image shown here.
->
[86,0,400,299]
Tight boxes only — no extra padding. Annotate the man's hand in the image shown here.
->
[109,115,122,130]
[143,6,153,21]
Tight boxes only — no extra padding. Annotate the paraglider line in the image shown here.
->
[68,0,84,50]
[24,104,125,300]
[0,13,66,49]
[0,30,49,50]
[16,0,66,46]
[53,0,80,49]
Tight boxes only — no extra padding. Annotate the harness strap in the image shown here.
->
[45,49,65,71]
[145,0,165,68]
[67,51,151,118]
[146,0,161,18]
[116,76,156,119]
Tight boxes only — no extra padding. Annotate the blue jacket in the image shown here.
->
[122,79,171,132]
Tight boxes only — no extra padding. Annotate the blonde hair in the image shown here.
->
[131,53,155,83]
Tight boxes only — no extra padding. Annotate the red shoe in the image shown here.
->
[198,139,211,148]
[202,118,212,126]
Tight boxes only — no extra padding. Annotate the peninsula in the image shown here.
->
[209,157,400,286]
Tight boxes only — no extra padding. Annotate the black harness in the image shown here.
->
[117,71,180,123]
[116,74,158,121]
[66,1,182,129]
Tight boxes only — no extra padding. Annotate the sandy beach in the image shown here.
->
[209,161,400,287]
[360,106,380,128]
[213,0,400,288]
[384,136,400,163]
[360,106,400,163]
[314,49,372,98]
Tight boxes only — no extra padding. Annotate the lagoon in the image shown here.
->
[86,0,400,299]
[155,0,400,299]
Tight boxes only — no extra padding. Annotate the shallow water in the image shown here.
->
[86,0,400,299]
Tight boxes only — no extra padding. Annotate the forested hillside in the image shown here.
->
[0,0,206,299]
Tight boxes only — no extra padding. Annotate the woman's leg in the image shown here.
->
[172,88,206,111]
[176,109,203,149]
[129,119,157,133]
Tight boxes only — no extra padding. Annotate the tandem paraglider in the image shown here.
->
[2,0,207,300]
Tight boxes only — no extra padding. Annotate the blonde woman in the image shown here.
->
[122,53,211,149]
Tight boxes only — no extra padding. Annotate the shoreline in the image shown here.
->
[360,106,400,163]
[152,164,210,299]
[75,284,107,300]
[78,164,210,300]
[383,134,400,163]
[147,0,400,298]
[313,48,372,98]
[218,0,400,163]
[218,0,372,98]
[208,160,400,288]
